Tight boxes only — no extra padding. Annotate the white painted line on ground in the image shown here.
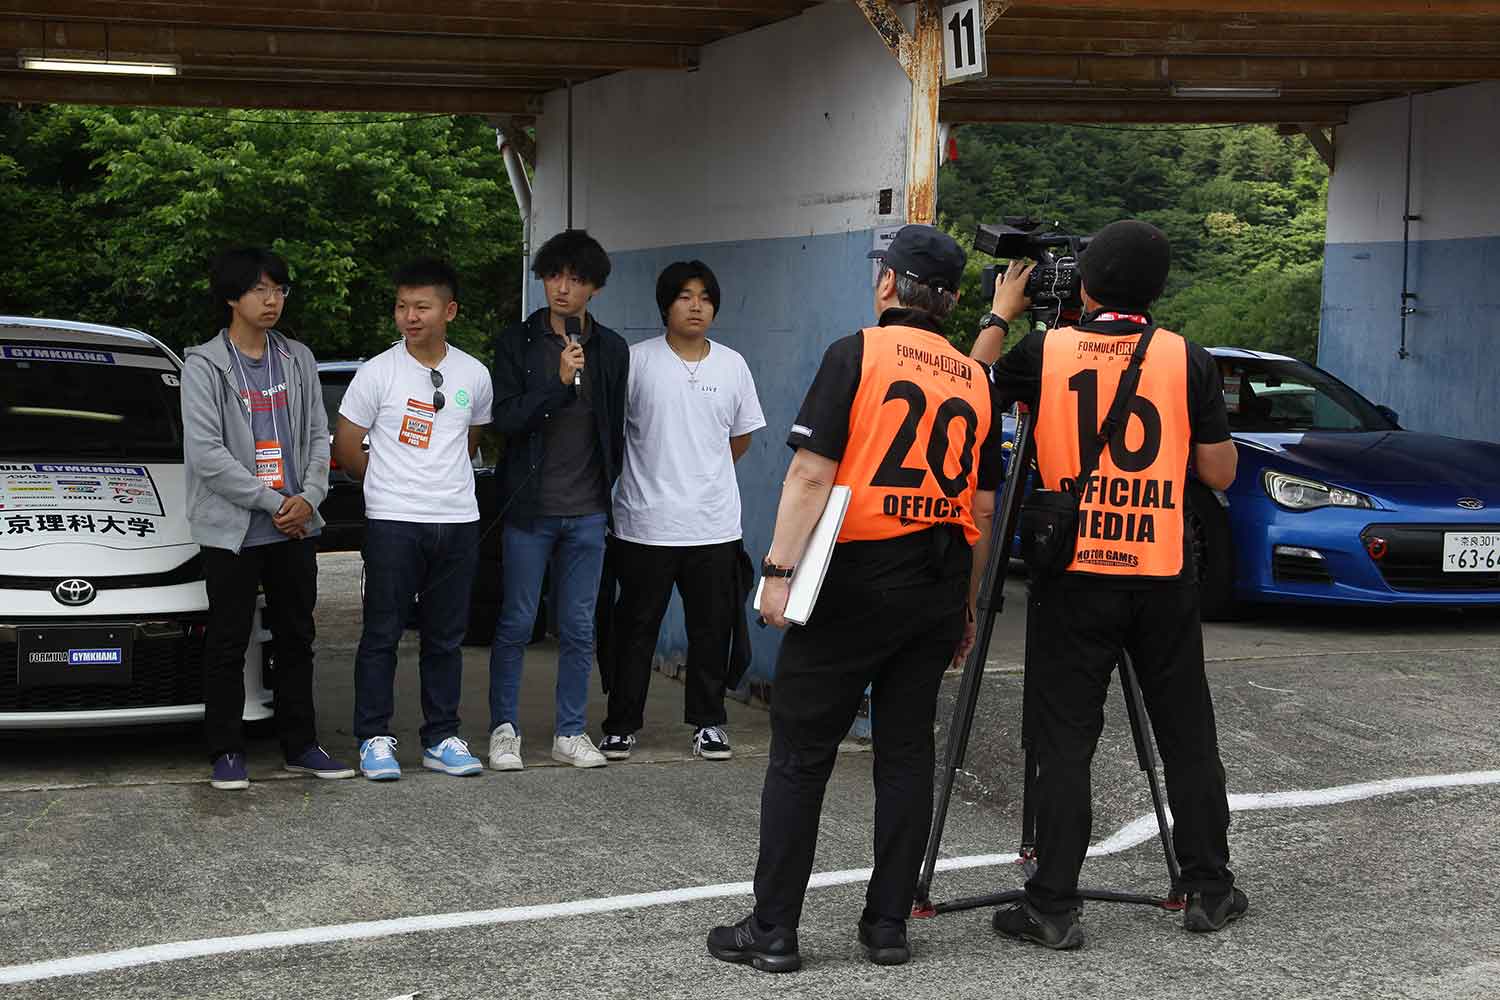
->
[3,769,1498,986]
[978,646,1500,675]
[1248,681,1297,694]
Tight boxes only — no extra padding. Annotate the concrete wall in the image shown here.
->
[1320,82,1500,442]
[525,1,912,685]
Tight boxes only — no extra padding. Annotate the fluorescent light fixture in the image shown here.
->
[20,56,177,77]
[1170,85,1281,100]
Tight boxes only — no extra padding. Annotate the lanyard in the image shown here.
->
[226,331,286,449]
[1091,311,1150,325]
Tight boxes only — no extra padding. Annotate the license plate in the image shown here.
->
[16,626,134,689]
[1442,532,1500,573]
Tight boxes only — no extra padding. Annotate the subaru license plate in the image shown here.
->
[1442,531,1500,573]
[16,626,134,688]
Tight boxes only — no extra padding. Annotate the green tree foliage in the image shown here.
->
[0,106,522,361]
[938,123,1329,361]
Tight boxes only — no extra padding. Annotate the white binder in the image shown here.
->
[753,485,852,626]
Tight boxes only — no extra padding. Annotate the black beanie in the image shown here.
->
[1078,220,1171,313]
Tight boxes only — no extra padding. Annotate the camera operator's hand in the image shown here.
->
[760,577,792,629]
[991,260,1036,323]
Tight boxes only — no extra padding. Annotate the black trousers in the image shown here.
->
[202,538,319,762]
[752,571,965,929]
[604,538,738,735]
[1023,575,1234,912]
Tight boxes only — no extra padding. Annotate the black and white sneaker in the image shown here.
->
[693,726,733,760]
[599,733,636,761]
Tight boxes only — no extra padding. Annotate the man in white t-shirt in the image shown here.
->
[332,259,494,781]
[602,260,766,761]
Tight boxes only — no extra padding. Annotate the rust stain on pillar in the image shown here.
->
[906,0,942,224]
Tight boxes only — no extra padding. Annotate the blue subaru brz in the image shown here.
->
[1187,349,1500,617]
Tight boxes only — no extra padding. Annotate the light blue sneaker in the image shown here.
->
[423,736,483,776]
[359,736,402,781]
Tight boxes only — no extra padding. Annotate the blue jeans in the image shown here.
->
[354,519,479,749]
[489,513,607,737]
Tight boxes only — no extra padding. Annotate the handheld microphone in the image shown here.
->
[565,316,583,393]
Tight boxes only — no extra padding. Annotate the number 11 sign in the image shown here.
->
[942,0,988,83]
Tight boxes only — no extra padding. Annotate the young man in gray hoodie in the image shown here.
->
[182,247,353,790]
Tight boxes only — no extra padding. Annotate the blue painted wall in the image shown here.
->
[1320,236,1500,444]
[535,227,884,684]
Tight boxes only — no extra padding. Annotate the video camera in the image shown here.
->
[976,218,1091,312]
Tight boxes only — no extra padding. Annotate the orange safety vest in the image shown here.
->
[1035,325,1191,578]
[833,325,993,546]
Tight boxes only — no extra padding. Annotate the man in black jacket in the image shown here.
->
[487,230,629,770]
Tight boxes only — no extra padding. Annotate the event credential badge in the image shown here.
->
[400,398,436,449]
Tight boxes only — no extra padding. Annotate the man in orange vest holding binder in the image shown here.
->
[707,225,1015,972]
[978,220,1246,949]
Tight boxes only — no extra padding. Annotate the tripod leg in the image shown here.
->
[1118,652,1183,898]
[913,409,1036,913]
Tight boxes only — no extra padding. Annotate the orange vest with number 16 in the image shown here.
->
[1036,325,1191,578]
[833,326,993,546]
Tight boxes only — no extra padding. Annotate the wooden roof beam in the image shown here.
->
[0,72,540,113]
[967,53,1500,84]
[941,99,1349,123]
[0,20,701,71]
[13,1,812,36]
[1006,1,1500,15]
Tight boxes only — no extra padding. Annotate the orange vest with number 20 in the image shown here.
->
[833,326,993,546]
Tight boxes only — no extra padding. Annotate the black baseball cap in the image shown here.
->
[868,224,966,293]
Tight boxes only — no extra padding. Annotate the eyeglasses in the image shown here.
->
[429,368,445,412]
[251,284,292,301]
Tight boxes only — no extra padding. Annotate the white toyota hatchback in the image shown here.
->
[0,317,270,729]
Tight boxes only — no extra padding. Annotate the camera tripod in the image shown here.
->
[911,404,1185,919]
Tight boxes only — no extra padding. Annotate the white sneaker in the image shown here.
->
[489,723,524,771]
[551,732,607,768]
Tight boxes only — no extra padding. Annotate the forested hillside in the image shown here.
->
[0,106,521,360]
[938,123,1330,360]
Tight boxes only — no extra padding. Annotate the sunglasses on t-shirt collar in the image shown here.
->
[427,367,445,412]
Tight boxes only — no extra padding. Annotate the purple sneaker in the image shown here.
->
[285,745,356,779]
[210,753,249,790]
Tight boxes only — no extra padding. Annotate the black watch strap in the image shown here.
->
[762,560,796,578]
[979,312,1006,331]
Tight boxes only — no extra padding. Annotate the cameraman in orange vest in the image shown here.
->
[976,220,1245,949]
[707,225,1011,972]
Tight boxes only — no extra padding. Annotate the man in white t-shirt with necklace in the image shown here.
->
[333,259,494,781]
[602,260,766,761]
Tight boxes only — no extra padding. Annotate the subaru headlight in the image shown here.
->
[1262,470,1375,511]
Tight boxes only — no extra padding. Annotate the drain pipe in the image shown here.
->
[497,128,532,320]
[1398,94,1420,360]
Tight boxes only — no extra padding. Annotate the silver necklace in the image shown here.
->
[672,339,709,383]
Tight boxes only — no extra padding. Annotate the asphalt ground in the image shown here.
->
[2,553,1499,999]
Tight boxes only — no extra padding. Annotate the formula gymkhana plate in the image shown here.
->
[16,626,134,689]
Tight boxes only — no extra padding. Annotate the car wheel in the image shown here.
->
[1186,483,1237,621]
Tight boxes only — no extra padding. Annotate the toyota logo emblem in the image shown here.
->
[1457,498,1486,510]
[53,579,96,606]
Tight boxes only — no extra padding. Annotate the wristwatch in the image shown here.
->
[979,312,1007,332]
[762,559,796,579]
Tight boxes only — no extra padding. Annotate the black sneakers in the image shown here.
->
[1184,887,1249,933]
[857,917,911,966]
[706,913,802,973]
[991,901,1086,950]
[693,726,733,760]
[599,733,636,760]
